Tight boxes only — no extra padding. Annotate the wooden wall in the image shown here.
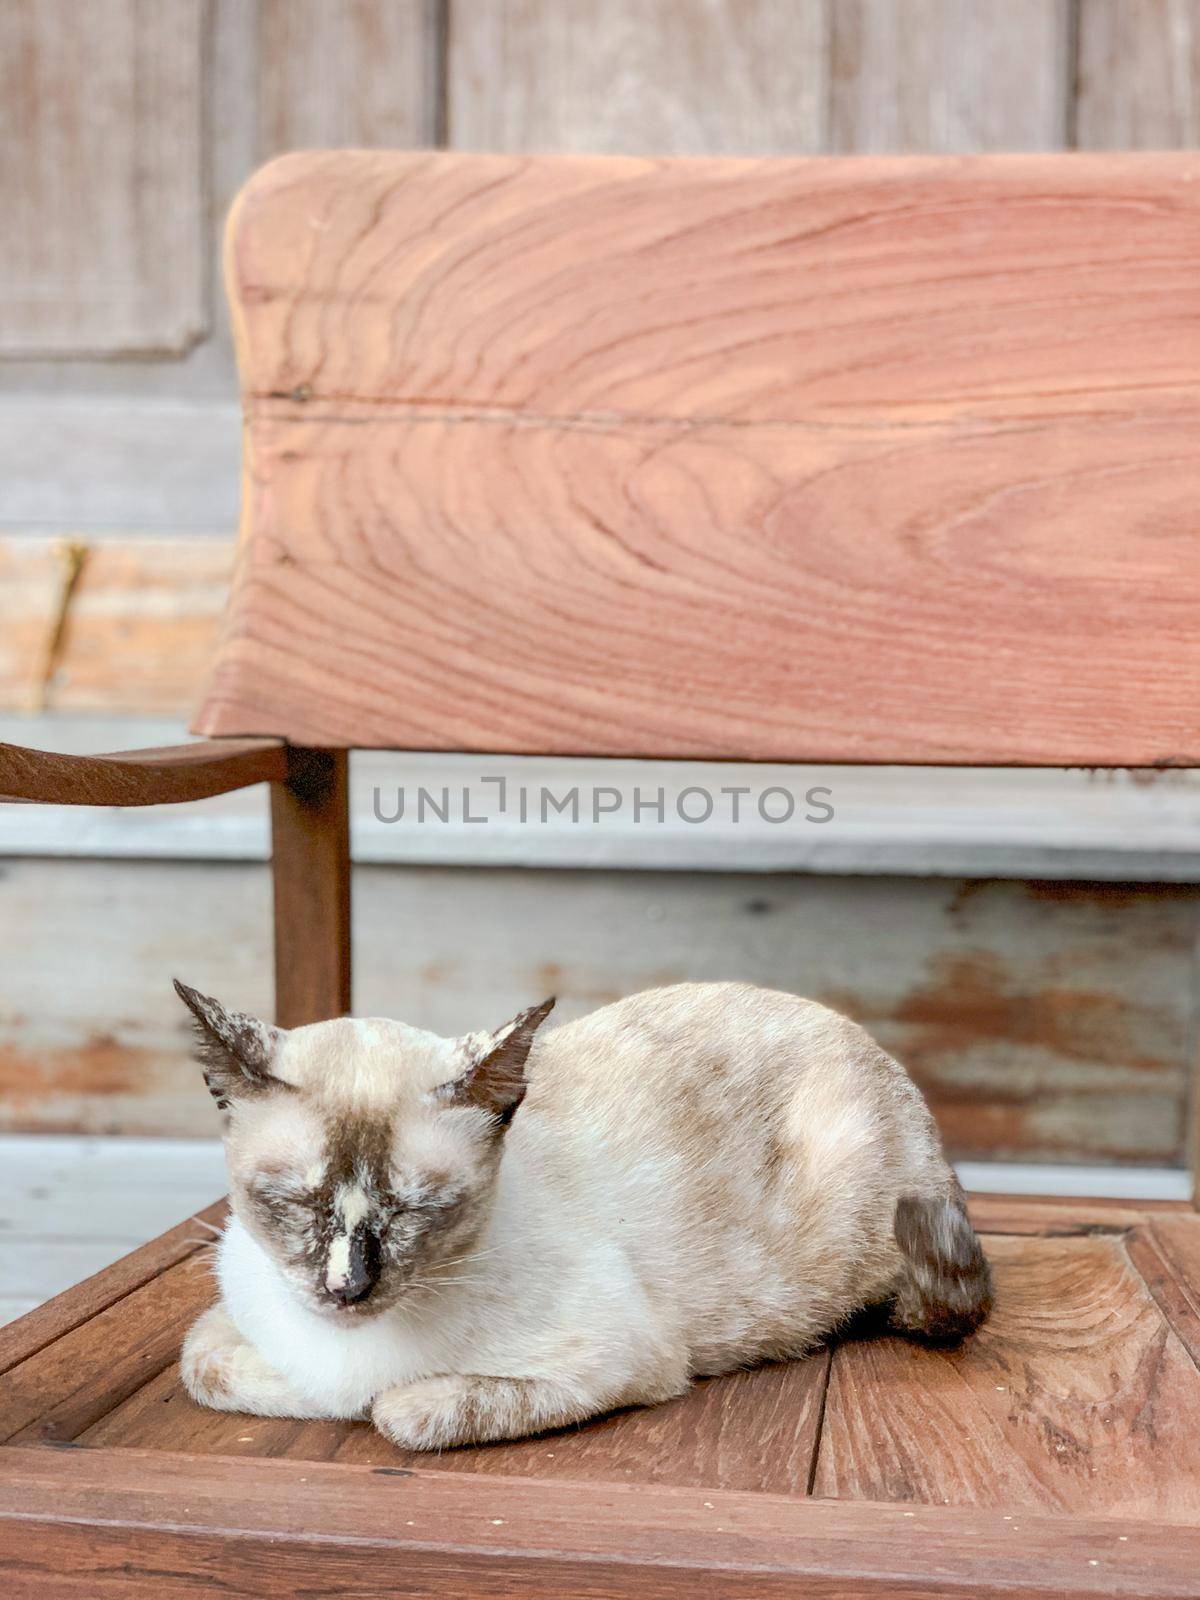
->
[6,0,1200,531]
[4,857,1196,1169]
[6,2,1200,1167]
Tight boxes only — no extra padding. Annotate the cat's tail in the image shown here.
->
[889,1186,993,1345]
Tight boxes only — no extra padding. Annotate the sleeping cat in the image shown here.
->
[175,979,991,1450]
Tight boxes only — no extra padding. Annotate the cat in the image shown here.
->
[175,978,992,1450]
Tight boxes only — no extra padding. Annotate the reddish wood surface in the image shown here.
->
[194,149,1200,763]
[7,1198,1200,1594]
[0,1256,217,1445]
[3,1444,1200,1600]
[0,737,285,805]
[813,1231,1200,1519]
[84,1351,832,1494]
[270,746,352,1026]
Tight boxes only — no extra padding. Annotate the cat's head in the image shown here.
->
[173,980,554,1320]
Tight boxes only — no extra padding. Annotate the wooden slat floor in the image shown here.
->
[3,1190,1200,1524]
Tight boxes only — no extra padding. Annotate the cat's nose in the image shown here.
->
[327,1278,374,1307]
[323,1226,381,1308]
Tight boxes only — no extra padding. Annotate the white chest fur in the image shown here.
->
[217,1216,450,1416]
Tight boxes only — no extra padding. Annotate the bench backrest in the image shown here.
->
[196,150,1200,765]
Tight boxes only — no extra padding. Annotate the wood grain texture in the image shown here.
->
[447,0,829,155]
[964,1192,1182,1237]
[828,1,1071,152]
[259,0,439,151]
[0,536,231,716]
[813,1230,1200,1519]
[1127,1213,1200,1353]
[92,1352,830,1496]
[0,1253,217,1442]
[1075,0,1200,149]
[4,1444,1200,1600]
[0,0,205,355]
[47,537,233,714]
[271,747,352,1026]
[200,149,1200,762]
[0,541,62,712]
[0,737,284,806]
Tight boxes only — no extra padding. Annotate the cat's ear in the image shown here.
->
[437,998,556,1128]
[173,979,285,1109]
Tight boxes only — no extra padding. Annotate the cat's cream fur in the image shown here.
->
[176,980,990,1450]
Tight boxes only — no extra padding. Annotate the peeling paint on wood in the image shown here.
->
[0,860,1193,1166]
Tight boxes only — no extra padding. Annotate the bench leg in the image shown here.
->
[270,747,351,1027]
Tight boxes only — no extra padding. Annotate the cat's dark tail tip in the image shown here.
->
[890,1190,993,1346]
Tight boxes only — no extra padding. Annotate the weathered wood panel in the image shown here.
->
[0,543,63,713]
[0,0,206,355]
[1075,0,1200,148]
[829,0,1071,152]
[258,0,439,151]
[0,539,228,716]
[0,858,1192,1164]
[446,0,829,154]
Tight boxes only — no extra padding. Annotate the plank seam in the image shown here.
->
[805,1346,833,1497]
[0,1212,220,1379]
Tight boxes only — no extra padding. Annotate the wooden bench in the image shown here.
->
[3,149,1200,1596]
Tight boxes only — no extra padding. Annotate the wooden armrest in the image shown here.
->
[0,737,287,806]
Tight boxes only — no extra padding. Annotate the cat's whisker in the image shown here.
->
[435,1245,505,1268]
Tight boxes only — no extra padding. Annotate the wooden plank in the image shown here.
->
[0,1200,222,1378]
[0,538,230,717]
[0,398,241,535]
[3,1445,1200,1599]
[964,1193,1170,1236]
[0,858,270,1138]
[95,1351,829,1496]
[210,150,1200,763]
[258,0,439,151]
[446,0,828,155]
[49,537,233,716]
[1127,1213,1200,1366]
[829,1,1071,152]
[333,1350,830,1490]
[0,1253,215,1443]
[0,541,62,713]
[226,151,1200,422]
[0,858,1194,1164]
[1075,1,1200,149]
[210,401,1200,763]
[0,0,205,354]
[813,1229,1200,1519]
[80,1362,319,1459]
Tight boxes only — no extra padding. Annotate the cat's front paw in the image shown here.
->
[182,1303,339,1419]
[372,1375,476,1450]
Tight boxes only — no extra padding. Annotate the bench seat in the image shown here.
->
[3,1192,1200,1594]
